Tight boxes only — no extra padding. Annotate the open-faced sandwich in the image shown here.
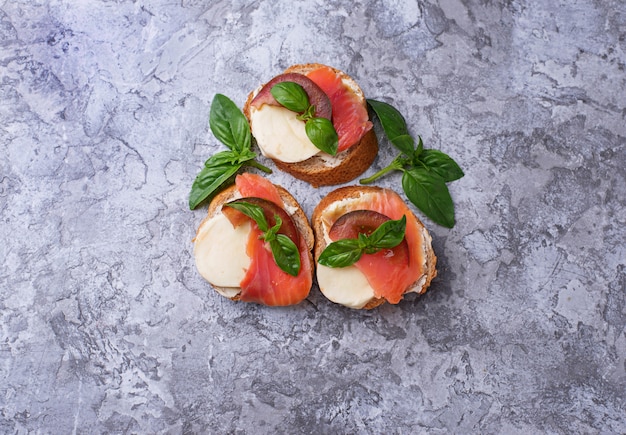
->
[193,173,314,306]
[243,63,378,187]
[312,185,437,309]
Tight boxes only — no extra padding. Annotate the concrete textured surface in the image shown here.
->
[1,0,625,433]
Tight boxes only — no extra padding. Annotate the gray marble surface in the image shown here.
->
[1,0,625,433]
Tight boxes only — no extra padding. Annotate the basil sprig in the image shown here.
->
[318,215,406,268]
[361,99,464,228]
[224,201,301,277]
[189,94,272,210]
[271,82,338,156]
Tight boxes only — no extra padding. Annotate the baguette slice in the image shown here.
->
[243,63,378,187]
[312,186,437,309]
[194,179,314,305]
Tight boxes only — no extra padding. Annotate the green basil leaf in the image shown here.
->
[235,148,257,165]
[367,99,414,156]
[209,94,251,153]
[263,215,282,241]
[201,150,239,167]
[189,161,240,210]
[305,117,338,155]
[367,215,406,249]
[418,149,464,182]
[402,168,455,228]
[223,201,269,232]
[318,239,364,268]
[270,234,301,276]
[271,82,310,113]
[201,149,255,168]
[391,134,415,157]
[415,136,424,156]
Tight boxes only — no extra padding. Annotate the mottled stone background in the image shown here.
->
[1,0,625,433]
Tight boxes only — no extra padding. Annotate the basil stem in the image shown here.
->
[224,201,301,276]
[360,155,407,185]
[318,216,407,268]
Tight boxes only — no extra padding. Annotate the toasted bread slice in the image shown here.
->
[312,186,437,309]
[194,180,314,303]
[243,63,378,187]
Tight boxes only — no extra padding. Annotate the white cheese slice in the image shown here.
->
[317,264,374,309]
[194,213,251,295]
[316,193,377,308]
[250,105,320,163]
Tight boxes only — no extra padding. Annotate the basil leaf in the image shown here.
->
[415,135,424,156]
[367,215,407,249]
[305,117,339,155]
[223,201,269,232]
[234,148,257,165]
[209,94,251,153]
[391,134,415,157]
[188,149,259,210]
[270,234,301,276]
[318,239,364,268]
[271,82,310,113]
[367,99,414,156]
[402,168,455,228]
[189,161,241,210]
[419,149,464,182]
[201,150,238,166]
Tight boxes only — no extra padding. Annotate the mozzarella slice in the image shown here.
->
[316,264,375,309]
[316,192,377,308]
[194,213,251,294]
[250,105,321,163]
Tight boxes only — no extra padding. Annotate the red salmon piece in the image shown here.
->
[235,172,284,206]
[306,66,373,152]
[230,173,312,306]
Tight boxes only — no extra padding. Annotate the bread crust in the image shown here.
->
[311,186,437,309]
[243,64,378,187]
[196,181,314,301]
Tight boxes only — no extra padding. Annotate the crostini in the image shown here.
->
[194,173,314,306]
[243,63,378,187]
[312,186,437,309]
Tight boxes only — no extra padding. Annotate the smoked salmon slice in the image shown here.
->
[229,173,312,306]
[306,66,373,153]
